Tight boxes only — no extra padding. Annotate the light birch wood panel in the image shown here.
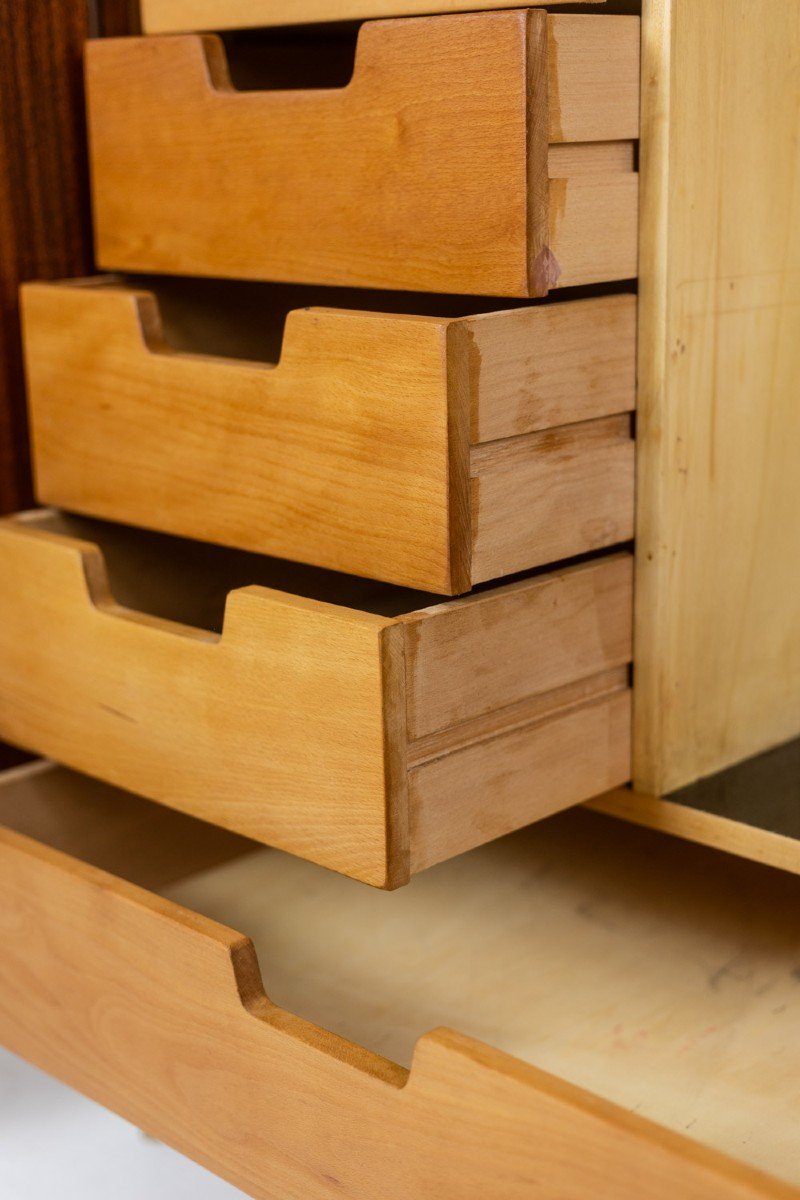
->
[593,789,800,878]
[167,807,800,1190]
[141,0,603,34]
[86,13,640,295]
[23,279,636,593]
[0,761,795,1200]
[0,511,633,887]
[592,739,800,876]
[634,0,800,793]
[470,414,634,585]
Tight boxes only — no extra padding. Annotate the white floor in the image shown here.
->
[0,1047,245,1198]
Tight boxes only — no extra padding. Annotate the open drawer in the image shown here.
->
[0,511,632,887]
[86,12,640,295]
[0,760,796,1199]
[22,278,635,593]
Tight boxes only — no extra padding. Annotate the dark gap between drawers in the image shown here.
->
[76,273,638,367]
[22,510,632,631]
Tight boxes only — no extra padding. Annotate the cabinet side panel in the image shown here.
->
[635,0,800,793]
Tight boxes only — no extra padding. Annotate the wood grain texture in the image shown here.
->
[409,685,632,871]
[86,14,640,295]
[592,789,800,879]
[23,281,635,592]
[168,807,800,1190]
[402,553,633,739]
[141,0,603,34]
[23,280,459,593]
[0,760,253,889]
[0,513,396,887]
[547,172,640,290]
[470,415,635,584]
[0,512,632,886]
[466,292,637,442]
[548,141,636,177]
[634,0,800,793]
[547,15,641,144]
[592,739,800,876]
[0,764,794,1200]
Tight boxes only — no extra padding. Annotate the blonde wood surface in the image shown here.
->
[548,171,640,290]
[167,809,800,1189]
[466,292,636,442]
[0,763,794,1200]
[23,280,636,592]
[470,414,634,584]
[402,549,633,739]
[592,788,800,878]
[548,140,636,177]
[86,14,640,295]
[634,0,800,793]
[407,667,628,766]
[141,0,603,34]
[547,14,640,144]
[408,686,631,872]
[0,512,633,886]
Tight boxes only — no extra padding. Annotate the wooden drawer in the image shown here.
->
[22,279,635,593]
[0,510,632,888]
[141,0,604,35]
[86,13,640,296]
[0,760,796,1199]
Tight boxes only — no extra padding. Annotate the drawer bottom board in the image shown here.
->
[0,762,795,1200]
[168,808,800,1186]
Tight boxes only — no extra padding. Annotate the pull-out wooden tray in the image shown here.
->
[22,279,635,593]
[86,13,640,295]
[141,0,605,35]
[0,761,796,1199]
[0,511,632,887]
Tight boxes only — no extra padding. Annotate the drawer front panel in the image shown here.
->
[0,516,395,884]
[0,762,785,1200]
[0,512,632,886]
[86,14,640,295]
[23,281,458,593]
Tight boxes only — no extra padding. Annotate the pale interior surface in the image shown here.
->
[165,809,800,1185]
